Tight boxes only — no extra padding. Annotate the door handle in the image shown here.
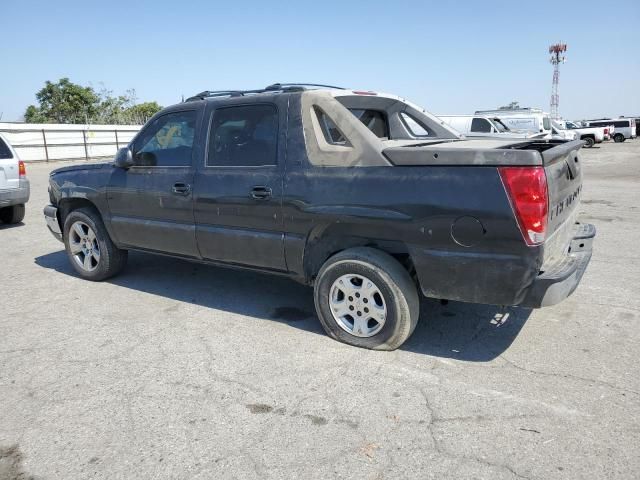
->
[250,186,272,200]
[172,182,191,195]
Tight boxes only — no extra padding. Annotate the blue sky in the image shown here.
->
[2,0,638,122]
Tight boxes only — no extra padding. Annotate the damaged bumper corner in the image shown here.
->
[520,223,596,308]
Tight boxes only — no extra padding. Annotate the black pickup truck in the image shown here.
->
[44,84,595,350]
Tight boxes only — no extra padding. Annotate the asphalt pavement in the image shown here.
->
[1,140,639,479]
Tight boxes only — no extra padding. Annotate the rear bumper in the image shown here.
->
[520,223,595,308]
[43,204,63,242]
[0,179,30,207]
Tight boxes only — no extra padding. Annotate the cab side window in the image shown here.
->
[208,105,278,167]
[133,111,197,167]
[470,117,492,133]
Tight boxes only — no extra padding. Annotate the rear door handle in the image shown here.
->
[172,182,191,195]
[250,186,272,200]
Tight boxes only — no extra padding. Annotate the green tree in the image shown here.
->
[24,105,47,123]
[25,78,100,123]
[124,102,163,124]
[25,79,162,125]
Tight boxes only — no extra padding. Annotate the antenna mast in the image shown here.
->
[549,43,567,120]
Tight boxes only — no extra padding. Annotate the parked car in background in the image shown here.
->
[43,84,594,350]
[475,108,553,136]
[549,120,578,141]
[437,115,542,139]
[585,118,636,142]
[559,120,604,148]
[0,133,29,224]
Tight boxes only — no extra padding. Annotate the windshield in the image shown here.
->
[565,121,578,129]
[491,118,510,132]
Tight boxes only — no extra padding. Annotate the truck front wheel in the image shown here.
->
[63,207,127,281]
[313,247,419,350]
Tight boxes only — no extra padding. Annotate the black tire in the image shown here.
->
[313,247,420,351]
[0,204,25,224]
[614,133,625,143]
[582,136,595,148]
[63,207,127,281]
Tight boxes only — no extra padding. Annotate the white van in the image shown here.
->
[437,115,532,138]
[475,108,552,135]
[585,118,636,142]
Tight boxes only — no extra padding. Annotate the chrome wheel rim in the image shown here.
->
[329,274,387,337]
[68,221,100,272]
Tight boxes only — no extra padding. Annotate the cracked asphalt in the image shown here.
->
[1,141,639,479]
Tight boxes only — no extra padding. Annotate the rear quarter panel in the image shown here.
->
[282,164,541,305]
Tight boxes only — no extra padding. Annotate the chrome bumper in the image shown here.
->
[520,223,595,308]
[43,205,63,242]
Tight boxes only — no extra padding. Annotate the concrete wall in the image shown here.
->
[0,123,141,162]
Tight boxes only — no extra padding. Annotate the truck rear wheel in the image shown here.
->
[0,204,25,224]
[582,136,595,148]
[313,247,419,350]
[614,133,625,143]
[63,207,127,281]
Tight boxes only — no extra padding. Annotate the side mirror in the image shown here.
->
[114,147,133,169]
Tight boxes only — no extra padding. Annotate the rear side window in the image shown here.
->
[0,137,13,159]
[400,112,435,137]
[349,109,389,139]
[133,110,196,167]
[208,104,278,167]
[613,120,630,128]
[470,117,492,133]
[315,106,348,145]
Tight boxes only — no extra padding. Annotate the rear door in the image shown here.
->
[0,135,18,191]
[107,109,200,257]
[193,100,287,271]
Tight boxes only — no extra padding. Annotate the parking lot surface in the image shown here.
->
[1,141,639,479]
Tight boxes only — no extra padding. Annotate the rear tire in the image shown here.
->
[313,247,420,351]
[0,204,25,224]
[63,207,127,281]
[614,133,625,143]
[582,136,595,148]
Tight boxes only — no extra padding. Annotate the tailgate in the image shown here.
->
[541,140,583,263]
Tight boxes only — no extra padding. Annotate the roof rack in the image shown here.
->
[185,83,345,102]
[264,83,346,91]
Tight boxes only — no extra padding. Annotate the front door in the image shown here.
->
[193,101,287,271]
[107,109,201,257]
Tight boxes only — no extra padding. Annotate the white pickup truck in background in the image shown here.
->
[560,120,605,148]
[438,115,545,139]
[0,133,30,224]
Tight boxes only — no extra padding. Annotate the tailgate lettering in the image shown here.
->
[549,185,582,221]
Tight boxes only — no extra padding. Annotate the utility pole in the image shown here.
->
[549,43,567,120]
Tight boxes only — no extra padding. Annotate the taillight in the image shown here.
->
[18,160,26,178]
[604,128,609,135]
[498,166,548,246]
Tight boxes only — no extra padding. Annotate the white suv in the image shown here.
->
[0,133,29,224]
